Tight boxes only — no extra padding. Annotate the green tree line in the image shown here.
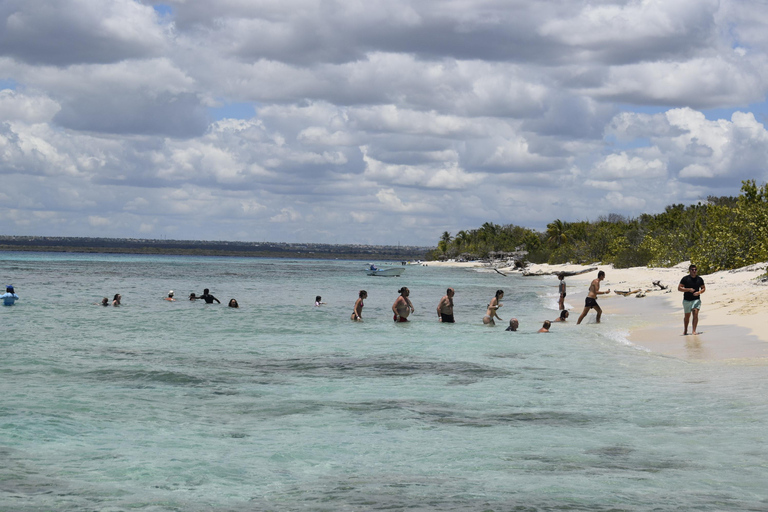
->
[428,180,768,274]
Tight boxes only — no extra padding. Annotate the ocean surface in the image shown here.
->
[2,252,768,511]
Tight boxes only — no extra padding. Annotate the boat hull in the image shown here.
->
[366,268,404,277]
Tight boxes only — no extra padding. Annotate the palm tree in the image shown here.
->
[546,219,568,247]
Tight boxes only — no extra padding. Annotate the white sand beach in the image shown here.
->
[429,259,768,362]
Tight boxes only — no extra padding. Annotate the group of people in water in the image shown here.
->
[91,289,240,308]
[346,286,568,332]
[8,266,706,336]
[342,268,682,333]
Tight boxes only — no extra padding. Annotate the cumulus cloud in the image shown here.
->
[0,0,167,66]
[1,0,768,244]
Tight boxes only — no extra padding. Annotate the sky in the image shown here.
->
[1,0,768,246]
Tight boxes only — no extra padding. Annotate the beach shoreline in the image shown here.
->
[428,259,768,362]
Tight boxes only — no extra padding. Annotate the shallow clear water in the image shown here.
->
[2,253,768,511]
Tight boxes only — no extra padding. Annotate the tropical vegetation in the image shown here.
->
[427,180,768,274]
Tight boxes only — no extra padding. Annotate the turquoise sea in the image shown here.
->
[2,252,768,511]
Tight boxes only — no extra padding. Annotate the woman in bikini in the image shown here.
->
[351,290,367,321]
[483,289,504,325]
[392,287,415,322]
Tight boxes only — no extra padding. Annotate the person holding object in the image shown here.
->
[678,264,705,335]
[576,271,610,324]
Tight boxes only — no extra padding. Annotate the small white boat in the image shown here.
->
[365,265,405,277]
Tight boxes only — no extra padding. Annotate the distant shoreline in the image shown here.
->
[0,236,431,261]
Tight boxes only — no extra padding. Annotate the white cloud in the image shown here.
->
[1,0,768,244]
[270,207,302,222]
[592,152,667,180]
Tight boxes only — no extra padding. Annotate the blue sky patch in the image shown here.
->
[153,4,173,17]
[209,102,258,121]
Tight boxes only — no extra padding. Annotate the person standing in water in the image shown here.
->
[483,289,504,325]
[392,287,414,322]
[576,271,610,324]
[111,294,121,307]
[558,273,566,311]
[436,288,455,323]
[199,289,220,304]
[678,264,705,335]
[2,285,19,306]
[165,291,176,302]
[351,290,367,321]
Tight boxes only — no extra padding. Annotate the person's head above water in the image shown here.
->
[560,310,569,320]
[6,285,14,293]
[228,299,239,308]
[508,318,519,331]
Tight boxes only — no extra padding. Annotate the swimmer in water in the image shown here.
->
[112,294,121,307]
[505,318,519,331]
[165,291,176,302]
[554,310,569,322]
[228,299,239,308]
[315,296,326,306]
[538,320,551,333]
[199,289,220,304]
[483,289,504,325]
[351,290,367,321]
[392,287,414,322]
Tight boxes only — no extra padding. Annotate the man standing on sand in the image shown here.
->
[437,288,455,323]
[678,264,705,335]
[577,271,611,324]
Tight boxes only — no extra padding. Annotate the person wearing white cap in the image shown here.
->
[165,290,176,302]
[2,285,19,306]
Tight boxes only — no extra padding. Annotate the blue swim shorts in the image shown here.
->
[682,299,702,314]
